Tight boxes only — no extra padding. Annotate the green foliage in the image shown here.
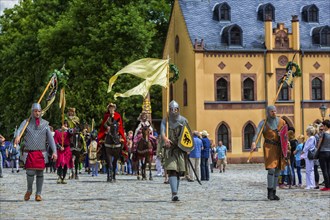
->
[286,62,302,77]
[169,64,180,83]
[0,0,172,136]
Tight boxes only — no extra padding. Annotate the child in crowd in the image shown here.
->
[88,130,99,177]
[294,134,305,188]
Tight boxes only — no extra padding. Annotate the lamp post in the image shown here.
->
[319,104,327,122]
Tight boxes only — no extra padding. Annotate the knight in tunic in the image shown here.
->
[160,100,190,202]
[15,103,57,202]
[251,105,287,201]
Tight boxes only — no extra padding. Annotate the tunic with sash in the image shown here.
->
[160,115,188,174]
[261,117,286,170]
[54,129,73,169]
[18,118,56,170]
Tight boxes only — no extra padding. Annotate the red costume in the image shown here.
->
[97,111,128,156]
[54,129,73,169]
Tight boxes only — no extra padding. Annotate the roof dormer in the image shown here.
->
[213,2,231,22]
[257,3,275,21]
[312,25,330,47]
[221,24,243,46]
[302,4,319,23]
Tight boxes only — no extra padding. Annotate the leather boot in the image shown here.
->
[273,190,280,200]
[267,188,275,200]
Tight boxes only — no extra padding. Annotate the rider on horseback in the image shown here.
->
[98,103,128,182]
[98,103,127,153]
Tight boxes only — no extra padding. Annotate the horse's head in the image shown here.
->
[105,117,120,145]
[141,125,150,140]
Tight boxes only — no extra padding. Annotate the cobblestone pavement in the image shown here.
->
[0,164,329,220]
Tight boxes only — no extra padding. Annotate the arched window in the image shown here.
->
[278,79,289,100]
[243,123,255,150]
[170,84,174,101]
[243,78,254,101]
[213,2,231,21]
[216,78,228,101]
[183,80,187,106]
[217,124,229,150]
[222,24,242,46]
[312,26,330,47]
[257,3,275,21]
[312,78,322,100]
[302,4,319,22]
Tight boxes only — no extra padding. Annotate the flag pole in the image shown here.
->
[247,79,286,162]
[166,57,170,137]
[60,88,66,148]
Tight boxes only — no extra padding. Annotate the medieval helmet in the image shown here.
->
[31,103,42,111]
[169,100,179,117]
[266,105,276,118]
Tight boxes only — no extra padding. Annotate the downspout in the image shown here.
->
[301,50,305,133]
[264,50,268,106]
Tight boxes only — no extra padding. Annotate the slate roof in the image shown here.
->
[178,0,330,51]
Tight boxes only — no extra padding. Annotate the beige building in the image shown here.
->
[163,0,330,163]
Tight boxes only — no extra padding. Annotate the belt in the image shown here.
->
[264,139,280,146]
[24,150,46,152]
[104,143,121,148]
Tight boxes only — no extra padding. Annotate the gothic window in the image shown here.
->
[302,4,319,22]
[312,26,330,47]
[218,124,229,150]
[170,83,174,101]
[312,77,322,100]
[213,2,231,21]
[243,123,255,150]
[275,30,289,49]
[278,79,289,101]
[216,78,228,101]
[257,3,275,21]
[222,24,242,46]
[175,35,180,53]
[243,78,254,101]
[183,80,187,106]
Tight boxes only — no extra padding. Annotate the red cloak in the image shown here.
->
[97,111,128,154]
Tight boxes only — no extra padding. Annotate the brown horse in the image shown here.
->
[133,125,156,180]
[103,117,122,182]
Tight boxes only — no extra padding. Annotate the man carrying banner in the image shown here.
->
[251,105,287,201]
[160,100,193,202]
[15,103,57,201]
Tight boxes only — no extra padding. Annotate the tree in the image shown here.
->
[0,0,172,137]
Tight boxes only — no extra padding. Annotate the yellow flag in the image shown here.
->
[108,58,169,99]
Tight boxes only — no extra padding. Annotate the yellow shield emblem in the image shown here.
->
[178,124,194,152]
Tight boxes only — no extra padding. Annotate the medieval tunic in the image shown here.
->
[160,115,188,174]
[54,129,73,169]
[18,118,56,170]
[261,117,286,170]
[88,140,98,165]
